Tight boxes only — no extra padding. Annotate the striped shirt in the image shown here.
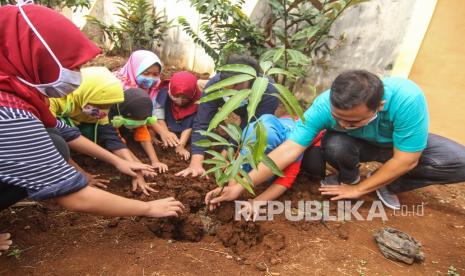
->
[0,106,87,200]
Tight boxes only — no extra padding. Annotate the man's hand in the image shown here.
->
[132,174,157,196]
[205,185,244,211]
[144,197,185,217]
[319,184,364,200]
[159,131,180,148]
[152,161,168,173]
[175,146,191,161]
[114,159,154,177]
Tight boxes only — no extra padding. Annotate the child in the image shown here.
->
[151,71,201,160]
[115,50,174,163]
[0,3,183,254]
[49,67,164,195]
[205,114,324,210]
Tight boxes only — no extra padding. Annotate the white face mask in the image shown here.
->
[15,4,82,98]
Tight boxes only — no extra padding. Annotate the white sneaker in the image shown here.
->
[376,187,401,210]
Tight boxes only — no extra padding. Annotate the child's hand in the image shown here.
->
[159,131,180,148]
[144,197,185,217]
[86,173,110,189]
[132,174,157,196]
[115,159,155,177]
[205,185,244,211]
[151,161,168,173]
[175,146,190,161]
[0,233,12,256]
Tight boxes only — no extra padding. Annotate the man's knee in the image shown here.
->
[322,132,356,161]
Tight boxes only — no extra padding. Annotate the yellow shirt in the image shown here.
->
[49,67,124,126]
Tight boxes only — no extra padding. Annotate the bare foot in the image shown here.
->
[0,233,12,256]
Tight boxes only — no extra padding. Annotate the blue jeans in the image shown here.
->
[321,132,465,193]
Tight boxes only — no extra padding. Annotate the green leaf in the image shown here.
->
[273,83,305,122]
[246,77,269,122]
[273,47,285,64]
[208,89,251,131]
[220,124,242,143]
[196,130,229,144]
[203,165,225,178]
[245,148,258,171]
[205,74,255,93]
[194,139,212,148]
[198,89,237,103]
[286,49,310,65]
[260,60,273,74]
[234,174,255,196]
[205,150,227,162]
[217,64,257,77]
[262,154,284,177]
[203,159,228,165]
[253,121,267,162]
[230,154,245,179]
[292,26,319,41]
[267,68,294,77]
[272,94,297,119]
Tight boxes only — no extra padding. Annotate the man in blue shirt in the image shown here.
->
[208,70,465,210]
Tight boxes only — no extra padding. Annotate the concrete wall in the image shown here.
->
[294,0,420,100]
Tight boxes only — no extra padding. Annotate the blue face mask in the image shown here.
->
[136,75,159,89]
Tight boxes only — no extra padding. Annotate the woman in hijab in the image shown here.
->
[152,71,201,160]
[0,3,183,253]
[115,50,169,169]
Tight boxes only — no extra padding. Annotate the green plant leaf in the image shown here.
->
[217,64,257,77]
[245,148,258,171]
[205,150,228,162]
[196,130,229,144]
[273,83,305,122]
[235,174,255,196]
[261,154,284,177]
[193,139,212,148]
[205,74,255,93]
[267,68,294,77]
[253,121,267,161]
[203,159,228,165]
[260,60,273,74]
[272,94,297,118]
[198,89,237,103]
[273,47,285,64]
[246,77,269,122]
[208,89,251,131]
[220,124,242,144]
[292,26,319,40]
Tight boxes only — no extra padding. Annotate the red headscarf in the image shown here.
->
[0,4,101,127]
[169,71,201,120]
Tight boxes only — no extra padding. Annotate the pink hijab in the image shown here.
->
[115,50,162,99]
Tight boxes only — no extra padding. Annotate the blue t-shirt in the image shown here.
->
[288,77,429,152]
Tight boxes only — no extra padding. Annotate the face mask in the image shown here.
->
[15,4,82,98]
[136,75,159,89]
[112,115,157,128]
[168,91,191,106]
[336,112,378,130]
[82,104,107,119]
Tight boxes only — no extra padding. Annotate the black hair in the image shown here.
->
[330,70,384,111]
[109,88,153,121]
[219,54,262,81]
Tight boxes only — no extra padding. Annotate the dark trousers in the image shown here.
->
[301,146,326,178]
[0,128,70,211]
[321,132,465,193]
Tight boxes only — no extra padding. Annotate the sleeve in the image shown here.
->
[272,160,302,189]
[153,88,168,119]
[393,91,429,152]
[133,126,151,142]
[55,119,81,142]
[191,75,223,155]
[288,92,332,147]
[97,124,127,151]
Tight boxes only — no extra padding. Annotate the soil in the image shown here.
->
[1,143,464,275]
[0,60,464,274]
